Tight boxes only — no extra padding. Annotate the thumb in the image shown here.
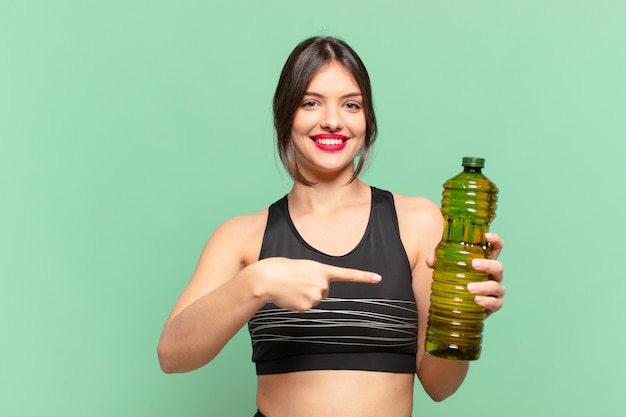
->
[325,265,382,284]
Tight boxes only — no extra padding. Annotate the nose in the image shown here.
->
[320,105,343,131]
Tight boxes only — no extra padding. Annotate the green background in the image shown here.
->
[2,0,624,415]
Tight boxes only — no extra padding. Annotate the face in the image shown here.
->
[290,62,366,180]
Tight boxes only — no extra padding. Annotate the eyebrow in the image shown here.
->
[303,91,363,99]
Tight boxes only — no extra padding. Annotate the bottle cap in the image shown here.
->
[462,157,485,168]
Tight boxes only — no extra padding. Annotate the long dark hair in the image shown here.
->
[273,36,377,185]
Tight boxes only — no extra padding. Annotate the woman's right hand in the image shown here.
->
[246,257,382,312]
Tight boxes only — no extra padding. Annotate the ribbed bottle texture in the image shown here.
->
[425,157,498,360]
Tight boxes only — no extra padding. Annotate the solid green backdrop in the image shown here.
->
[1,1,624,416]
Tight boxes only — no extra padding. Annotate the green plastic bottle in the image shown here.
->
[425,157,498,361]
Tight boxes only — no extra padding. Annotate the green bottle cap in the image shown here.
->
[462,157,485,168]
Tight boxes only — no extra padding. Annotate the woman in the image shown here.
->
[157,36,505,417]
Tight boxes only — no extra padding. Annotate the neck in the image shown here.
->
[288,179,369,213]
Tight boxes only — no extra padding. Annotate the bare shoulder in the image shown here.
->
[206,208,269,267]
[392,193,443,265]
[392,193,442,228]
[165,207,269,321]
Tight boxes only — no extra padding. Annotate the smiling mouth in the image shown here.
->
[314,138,345,145]
[310,134,349,145]
[309,134,349,151]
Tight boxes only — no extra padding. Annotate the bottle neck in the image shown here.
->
[463,166,482,173]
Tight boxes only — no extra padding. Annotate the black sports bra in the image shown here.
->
[248,187,417,375]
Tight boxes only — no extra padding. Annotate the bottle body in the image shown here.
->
[425,158,498,360]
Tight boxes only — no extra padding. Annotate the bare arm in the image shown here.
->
[416,232,505,400]
[405,198,470,401]
[157,214,267,373]
[396,195,505,401]
[157,212,383,374]
[414,254,470,401]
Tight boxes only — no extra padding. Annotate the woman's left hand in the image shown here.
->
[426,232,506,317]
[466,232,505,317]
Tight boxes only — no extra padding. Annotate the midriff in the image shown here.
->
[256,370,415,417]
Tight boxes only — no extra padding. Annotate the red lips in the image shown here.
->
[310,134,350,140]
[310,134,349,151]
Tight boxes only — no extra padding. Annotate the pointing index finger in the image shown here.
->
[326,265,382,284]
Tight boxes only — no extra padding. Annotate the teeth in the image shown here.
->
[316,138,344,145]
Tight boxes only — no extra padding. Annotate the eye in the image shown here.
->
[301,100,318,108]
[345,102,362,111]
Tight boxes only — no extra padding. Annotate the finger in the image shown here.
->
[471,258,504,283]
[467,281,506,298]
[425,255,435,269]
[468,281,506,317]
[485,232,504,260]
[325,266,382,284]
[474,294,504,317]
